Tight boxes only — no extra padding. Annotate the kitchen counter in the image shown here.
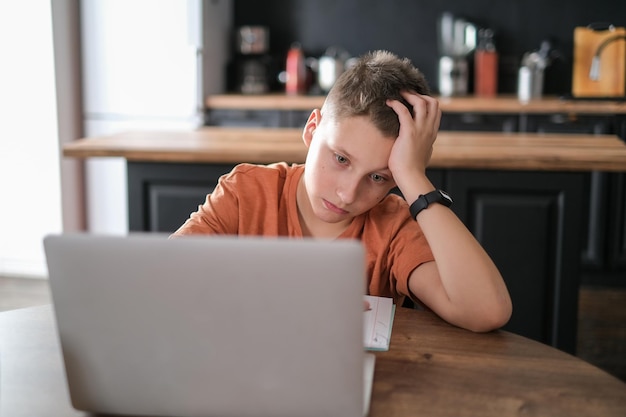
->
[206,94,626,114]
[63,127,626,172]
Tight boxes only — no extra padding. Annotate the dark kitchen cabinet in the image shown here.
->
[442,169,586,353]
[128,162,235,233]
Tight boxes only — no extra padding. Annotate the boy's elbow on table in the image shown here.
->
[466,298,513,333]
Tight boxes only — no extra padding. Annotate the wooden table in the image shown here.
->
[1,305,625,417]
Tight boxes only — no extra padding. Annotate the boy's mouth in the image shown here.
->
[323,199,349,215]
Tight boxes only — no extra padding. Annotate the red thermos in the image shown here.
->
[286,43,307,95]
[474,28,498,97]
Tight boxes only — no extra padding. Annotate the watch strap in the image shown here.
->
[409,190,452,219]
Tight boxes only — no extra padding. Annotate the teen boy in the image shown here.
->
[173,50,512,332]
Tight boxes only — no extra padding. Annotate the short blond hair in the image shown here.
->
[321,50,431,138]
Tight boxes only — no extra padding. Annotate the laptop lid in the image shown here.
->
[44,233,367,417]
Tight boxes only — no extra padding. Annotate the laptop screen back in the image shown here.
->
[44,233,366,417]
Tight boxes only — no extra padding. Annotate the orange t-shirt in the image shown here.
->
[173,162,434,303]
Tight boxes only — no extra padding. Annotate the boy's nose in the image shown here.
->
[337,177,359,205]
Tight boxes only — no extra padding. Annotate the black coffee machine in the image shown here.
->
[228,26,276,94]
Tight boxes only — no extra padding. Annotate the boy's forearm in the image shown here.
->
[408,199,512,332]
[395,171,436,207]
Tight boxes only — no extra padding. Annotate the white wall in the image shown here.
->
[0,2,63,277]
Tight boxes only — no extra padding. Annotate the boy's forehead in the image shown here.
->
[321,115,394,170]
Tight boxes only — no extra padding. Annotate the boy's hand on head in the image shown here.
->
[386,92,441,191]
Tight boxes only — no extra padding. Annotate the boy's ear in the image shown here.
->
[302,109,322,148]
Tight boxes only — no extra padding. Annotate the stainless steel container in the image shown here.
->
[517,66,544,103]
[517,42,552,102]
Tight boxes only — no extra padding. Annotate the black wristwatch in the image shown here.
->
[409,190,453,219]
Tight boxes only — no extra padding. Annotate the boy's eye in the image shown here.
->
[334,154,348,164]
[370,173,386,183]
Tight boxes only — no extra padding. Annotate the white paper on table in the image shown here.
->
[363,295,395,351]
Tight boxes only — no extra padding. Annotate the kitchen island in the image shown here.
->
[63,127,626,355]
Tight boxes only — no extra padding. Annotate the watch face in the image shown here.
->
[439,190,453,204]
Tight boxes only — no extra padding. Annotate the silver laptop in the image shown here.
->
[44,233,375,417]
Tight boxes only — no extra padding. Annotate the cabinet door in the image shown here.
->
[144,183,213,233]
[128,162,236,233]
[446,170,586,353]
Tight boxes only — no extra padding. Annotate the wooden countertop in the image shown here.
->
[63,127,626,172]
[206,94,626,114]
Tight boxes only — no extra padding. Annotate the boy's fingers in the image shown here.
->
[386,99,413,124]
[401,92,439,120]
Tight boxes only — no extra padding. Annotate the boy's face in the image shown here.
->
[299,110,397,230]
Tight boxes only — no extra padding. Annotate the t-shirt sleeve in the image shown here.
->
[171,169,241,236]
[360,196,435,303]
[387,217,435,300]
